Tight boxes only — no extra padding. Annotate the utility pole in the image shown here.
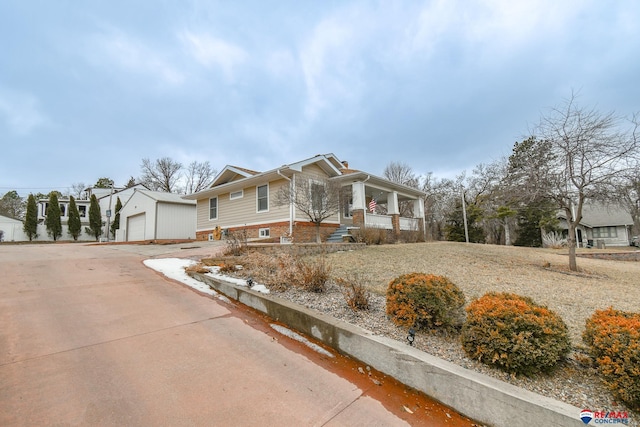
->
[461,187,469,243]
[105,183,114,242]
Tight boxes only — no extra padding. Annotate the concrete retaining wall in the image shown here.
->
[193,273,585,427]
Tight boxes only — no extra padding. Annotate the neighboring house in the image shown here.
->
[37,197,93,241]
[558,203,634,247]
[115,189,196,242]
[0,214,29,242]
[183,153,426,243]
[95,184,148,238]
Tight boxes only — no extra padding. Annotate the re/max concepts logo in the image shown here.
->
[581,409,630,424]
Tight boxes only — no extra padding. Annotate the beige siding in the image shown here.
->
[291,165,340,224]
[196,178,291,231]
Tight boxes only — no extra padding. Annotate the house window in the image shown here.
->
[592,227,617,238]
[259,228,270,238]
[60,204,66,217]
[78,205,87,218]
[230,190,243,200]
[209,197,218,220]
[257,184,268,212]
[311,181,326,212]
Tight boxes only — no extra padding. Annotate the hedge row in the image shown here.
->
[384,273,639,409]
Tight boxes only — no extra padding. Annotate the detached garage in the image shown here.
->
[116,189,196,242]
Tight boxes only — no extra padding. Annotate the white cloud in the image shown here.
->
[0,88,48,136]
[298,13,365,120]
[406,0,576,61]
[179,31,247,79]
[89,28,185,85]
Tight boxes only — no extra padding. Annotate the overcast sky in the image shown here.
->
[1,1,639,197]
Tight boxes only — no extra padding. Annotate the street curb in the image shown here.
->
[193,273,585,427]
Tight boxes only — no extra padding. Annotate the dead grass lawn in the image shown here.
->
[323,241,640,345]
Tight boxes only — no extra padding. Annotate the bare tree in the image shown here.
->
[514,93,639,270]
[276,174,342,243]
[185,161,216,194]
[422,173,463,240]
[383,161,420,216]
[383,161,420,188]
[70,182,87,199]
[616,166,640,237]
[140,158,183,193]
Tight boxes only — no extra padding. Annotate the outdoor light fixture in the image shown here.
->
[246,277,254,287]
[407,328,415,346]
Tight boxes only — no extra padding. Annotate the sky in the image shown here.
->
[1,1,639,197]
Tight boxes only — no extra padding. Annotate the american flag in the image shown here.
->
[368,198,377,213]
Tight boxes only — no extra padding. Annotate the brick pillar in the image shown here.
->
[352,209,365,228]
[391,213,400,237]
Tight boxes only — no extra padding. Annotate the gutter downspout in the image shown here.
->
[277,169,293,236]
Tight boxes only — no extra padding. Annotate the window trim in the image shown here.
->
[259,228,270,238]
[209,197,218,220]
[230,190,243,200]
[592,226,617,239]
[257,184,269,212]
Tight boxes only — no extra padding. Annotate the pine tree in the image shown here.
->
[23,194,38,241]
[45,192,63,241]
[67,196,82,241]
[110,197,122,238]
[88,194,103,241]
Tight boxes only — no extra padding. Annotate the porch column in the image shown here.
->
[414,197,426,241]
[387,191,399,215]
[388,191,400,237]
[351,182,366,228]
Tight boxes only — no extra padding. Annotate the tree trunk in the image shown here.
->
[504,219,512,246]
[567,220,578,271]
[315,223,322,243]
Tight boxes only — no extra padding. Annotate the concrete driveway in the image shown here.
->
[0,242,472,426]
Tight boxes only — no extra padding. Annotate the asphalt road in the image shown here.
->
[0,242,474,426]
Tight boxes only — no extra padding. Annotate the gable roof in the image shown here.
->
[183,153,426,200]
[559,203,633,228]
[123,189,196,209]
[580,203,633,227]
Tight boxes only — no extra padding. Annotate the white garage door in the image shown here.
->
[126,213,146,241]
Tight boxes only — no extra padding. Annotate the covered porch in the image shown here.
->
[334,172,426,238]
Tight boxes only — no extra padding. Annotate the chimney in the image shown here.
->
[341,160,349,169]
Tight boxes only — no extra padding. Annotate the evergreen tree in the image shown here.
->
[95,177,114,188]
[514,200,559,247]
[45,192,63,241]
[23,194,38,241]
[110,197,122,238]
[88,194,103,241]
[67,196,82,241]
[444,200,485,243]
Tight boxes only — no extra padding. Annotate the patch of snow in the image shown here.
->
[270,324,334,358]
[143,258,218,297]
[205,267,270,294]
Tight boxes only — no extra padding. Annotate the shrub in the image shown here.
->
[336,276,370,311]
[184,263,210,274]
[294,257,331,293]
[461,292,570,376]
[353,227,388,245]
[218,262,237,273]
[224,230,248,256]
[386,273,465,329]
[583,307,640,411]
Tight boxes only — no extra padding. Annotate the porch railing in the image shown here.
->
[364,214,420,231]
[365,213,393,229]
